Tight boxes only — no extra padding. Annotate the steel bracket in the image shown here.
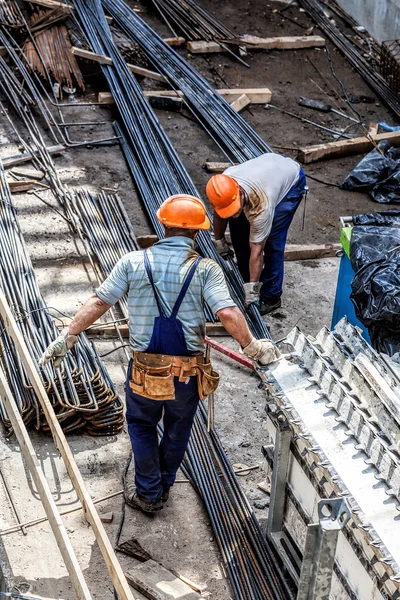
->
[265,406,351,598]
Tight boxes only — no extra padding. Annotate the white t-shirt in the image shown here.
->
[224,153,300,243]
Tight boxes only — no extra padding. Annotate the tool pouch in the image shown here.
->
[130,354,175,401]
[197,361,220,401]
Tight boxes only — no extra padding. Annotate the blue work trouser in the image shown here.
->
[125,361,200,502]
[229,170,306,302]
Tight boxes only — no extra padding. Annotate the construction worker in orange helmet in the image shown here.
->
[40,194,279,514]
[206,153,307,315]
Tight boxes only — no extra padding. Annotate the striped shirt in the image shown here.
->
[96,236,235,352]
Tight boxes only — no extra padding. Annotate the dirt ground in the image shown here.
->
[0,0,393,597]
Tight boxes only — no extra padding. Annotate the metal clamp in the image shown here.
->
[297,498,350,600]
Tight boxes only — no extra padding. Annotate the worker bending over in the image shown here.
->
[40,195,279,514]
[206,153,306,315]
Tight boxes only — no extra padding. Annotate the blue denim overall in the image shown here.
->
[125,251,202,502]
[229,169,307,303]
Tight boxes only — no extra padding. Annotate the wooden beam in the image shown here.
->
[187,35,325,54]
[297,130,400,164]
[22,0,113,23]
[204,161,232,173]
[135,235,340,261]
[230,93,251,113]
[283,243,341,260]
[0,292,135,600]
[0,364,92,600]
[163,37,186,47]
[98,88,271,105]
[3,145,65,168]
[71,47,165,83]
[239,35,326,50]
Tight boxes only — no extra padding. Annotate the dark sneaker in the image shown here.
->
[124,485,163,513]
[161,489,170,503]
[259,297,282,316]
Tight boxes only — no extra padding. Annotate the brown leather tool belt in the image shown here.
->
[129,351,219,401]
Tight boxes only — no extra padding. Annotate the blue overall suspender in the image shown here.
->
[143,250,202,356]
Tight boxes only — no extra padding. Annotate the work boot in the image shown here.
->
[259,297,282,316]
[124,484,163,513]
[161,488,170,503]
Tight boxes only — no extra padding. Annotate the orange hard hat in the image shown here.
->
[156,194,210,230]
[206,174,241,219]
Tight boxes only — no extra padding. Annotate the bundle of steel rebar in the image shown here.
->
[0,0,22,27]
[147,0,248,65]
[0,164,124,436]
[72,0,269,340]
[296,0,400,117]
[72,188,139,320]
[23,8,85,93]
[183,403,293,600]
[102,0,271,163]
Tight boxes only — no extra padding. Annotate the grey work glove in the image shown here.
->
[243,282,262,308]
[214,237,234,259]
[242,337,281,366]
[39,328,78,369]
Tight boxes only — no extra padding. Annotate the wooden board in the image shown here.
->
[3,145,65,168]
[230,93,251,113]
[71,47,165,83]
[239,35,325,50]
[297,130,400,164]
[0,292,135,600]
[135,235,340,261]
[98,87,271,105]
[204,161,232,173]
[126,560,200,600]
[22,0,113,23]
[0,364,92,600]
[187,35,325,54]
[163,37,186,47]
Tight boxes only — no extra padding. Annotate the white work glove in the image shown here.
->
[243,282,262,308]
[214,237,234,259]
[39,328,78,369]
[242,337,281,366]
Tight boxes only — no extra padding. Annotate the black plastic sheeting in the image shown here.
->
[350,213,400,355]
[341,141,400,203]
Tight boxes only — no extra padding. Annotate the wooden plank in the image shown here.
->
[204,161,232,172]
[98,87,271,105]
[8,181,35,193]
[22,0,113,23]
[297,130,400,164]
[0,292,135,600]
[283,243,341,260]
[126,560,200,600]
[71,47,165,83]
[0,364,92,600]
[239,35,326,50]
[230,93,251,113]
[134,235,340,261]
[2,145,65,168]
[163,37,186,47]
[187,35,325,54]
